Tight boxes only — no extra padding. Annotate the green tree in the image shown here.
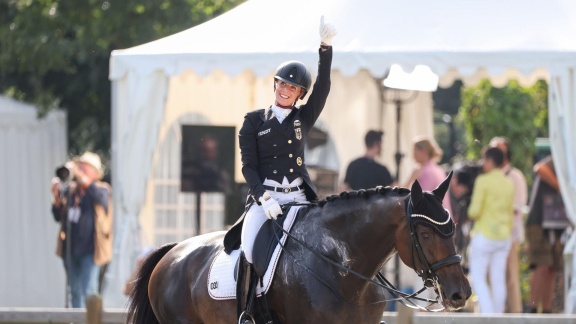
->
[0,0,245,164]
[459,79,548,178]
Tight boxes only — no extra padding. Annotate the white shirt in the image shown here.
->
[270,104,293,124]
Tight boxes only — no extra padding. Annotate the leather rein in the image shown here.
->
[270,197,462,311]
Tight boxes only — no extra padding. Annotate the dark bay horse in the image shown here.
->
[127,174,471,323]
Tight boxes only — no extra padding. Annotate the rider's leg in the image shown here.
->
[237,184,306,323]
[241,204,268,264]
[236,253,256,324]
[238,204,267,323]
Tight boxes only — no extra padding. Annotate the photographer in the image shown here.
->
[51,152,113,308]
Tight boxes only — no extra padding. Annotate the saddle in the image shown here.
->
[252,207,291,278]
[237,205,302,324]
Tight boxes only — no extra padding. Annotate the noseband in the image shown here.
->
[406,197,462,288]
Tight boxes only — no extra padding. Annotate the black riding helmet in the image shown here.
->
[274,61,312,100]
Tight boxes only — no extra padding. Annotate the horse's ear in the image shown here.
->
[432,171,453,200]
[411,179,423,204]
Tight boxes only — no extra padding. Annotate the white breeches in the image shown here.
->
[241,177,307,264]
[469,233,511,314]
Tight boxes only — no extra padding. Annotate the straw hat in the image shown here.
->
[74,152,104,179]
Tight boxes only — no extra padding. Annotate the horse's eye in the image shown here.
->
[420,231,431,239]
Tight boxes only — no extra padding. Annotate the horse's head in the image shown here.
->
[395,172,472,310]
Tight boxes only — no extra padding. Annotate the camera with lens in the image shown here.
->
[55,163,73,197]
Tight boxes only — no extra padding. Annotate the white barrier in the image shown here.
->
[381,311,576,324]
[0,308,126,324]
[1,309,575,324]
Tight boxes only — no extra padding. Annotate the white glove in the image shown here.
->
[259,192,283,220]
[319,15,337,46]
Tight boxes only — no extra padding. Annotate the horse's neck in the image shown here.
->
[304,196,404,278]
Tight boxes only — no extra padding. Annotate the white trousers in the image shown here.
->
[469,233,511,314]
[241,178,307,264]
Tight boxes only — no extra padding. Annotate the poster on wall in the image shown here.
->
[181,125,235,194]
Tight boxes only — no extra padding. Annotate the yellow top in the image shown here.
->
[468,169,514,240]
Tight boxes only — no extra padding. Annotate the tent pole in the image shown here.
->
[387,90,418,290]
[196,192,202,236]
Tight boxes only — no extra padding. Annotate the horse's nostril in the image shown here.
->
[451,292,464,301]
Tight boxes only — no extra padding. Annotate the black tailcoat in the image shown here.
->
[224,46,332,253]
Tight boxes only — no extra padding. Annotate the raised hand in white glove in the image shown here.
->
[259,192,283,220]
[319,15,337,46]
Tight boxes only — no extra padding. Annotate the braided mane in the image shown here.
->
[317,186,410,207]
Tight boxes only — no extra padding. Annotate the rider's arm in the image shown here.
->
[298,46,332,126]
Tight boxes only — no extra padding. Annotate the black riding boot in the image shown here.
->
[237,254,256,324]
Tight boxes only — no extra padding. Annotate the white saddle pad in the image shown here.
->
[207,206,301,300]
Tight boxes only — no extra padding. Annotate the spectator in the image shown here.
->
[449,162,481,271]
[526,155,569,313]
[340,130,394,191]
[489,136,528,313]
[468,146,514,314]
[51,152,113,308]
[404,136,452,216]
[400,136,452,302]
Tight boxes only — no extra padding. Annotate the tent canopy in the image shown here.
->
[111,0,576,81]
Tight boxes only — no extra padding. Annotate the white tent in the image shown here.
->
[0,96,67,306]
[108,0,576,310]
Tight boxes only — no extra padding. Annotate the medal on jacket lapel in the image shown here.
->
[294,119,302,140]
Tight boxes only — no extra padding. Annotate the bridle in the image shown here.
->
[371,197,463,311]
[270,197,463,310]
[404,197,462,304]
